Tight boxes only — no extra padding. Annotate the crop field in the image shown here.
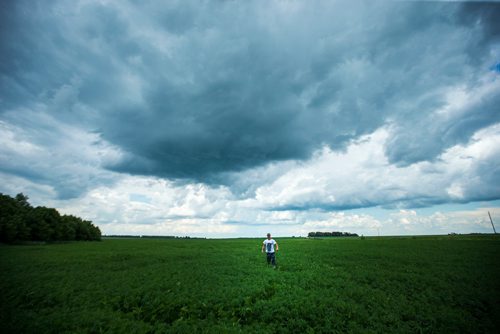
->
[1,235,499,333]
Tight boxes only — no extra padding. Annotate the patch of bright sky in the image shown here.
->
[129,193,152,204]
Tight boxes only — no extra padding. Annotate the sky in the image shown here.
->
[1,0,499,237]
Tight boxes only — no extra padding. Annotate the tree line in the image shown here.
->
[308,231,359,237]
[0,193,101,243]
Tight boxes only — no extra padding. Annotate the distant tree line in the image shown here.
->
[0,193,101,243]
[308,231,359,238]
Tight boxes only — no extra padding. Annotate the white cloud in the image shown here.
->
[0,110,122,199]
[383,207,498,235]
[251,122,500,211]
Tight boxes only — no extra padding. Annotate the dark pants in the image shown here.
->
[266,252,276,266]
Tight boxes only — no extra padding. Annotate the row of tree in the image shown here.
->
[308,231,359,237]
[0,193,101,243]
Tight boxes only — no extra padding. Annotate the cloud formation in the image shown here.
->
[49,124,500,237]
[0,110,121,199]
[252,124,500,211]
[54,173,499,237]
[1,1,499,183]
[1,1,499,236]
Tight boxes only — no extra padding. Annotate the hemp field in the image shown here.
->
[1,235,499,333]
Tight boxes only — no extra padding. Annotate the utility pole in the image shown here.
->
[488,211,497,234]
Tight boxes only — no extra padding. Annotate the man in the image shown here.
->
[262,233,278,268]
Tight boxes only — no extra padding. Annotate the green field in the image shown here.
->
[1,235,499,333]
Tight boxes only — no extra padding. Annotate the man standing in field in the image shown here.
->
[262,233,278,269]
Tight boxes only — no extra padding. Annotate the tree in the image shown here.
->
[60,215,77,240]
[0,193,101,243]
[15,193,31,209]
[0,193,31,242]
[27,207,58,241]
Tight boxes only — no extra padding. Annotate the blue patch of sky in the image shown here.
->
[129,193,152,204]
[490,62,500,73]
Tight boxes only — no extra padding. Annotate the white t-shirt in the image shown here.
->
[263,239,276,253]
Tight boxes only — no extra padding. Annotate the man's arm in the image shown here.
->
[261,243,265,253]
[275,242,279,252]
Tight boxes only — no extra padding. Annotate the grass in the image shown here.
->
[1,235,499,333]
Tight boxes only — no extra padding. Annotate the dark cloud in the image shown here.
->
[1,0,499,187]
[457,1,500,41]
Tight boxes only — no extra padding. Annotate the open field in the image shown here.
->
[1,235,499,333]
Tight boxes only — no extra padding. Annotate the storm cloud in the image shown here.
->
[2,0,499,182]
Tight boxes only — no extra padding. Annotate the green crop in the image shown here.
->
[1,235,499,333]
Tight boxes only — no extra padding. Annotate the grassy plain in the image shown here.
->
[1,235,499,333]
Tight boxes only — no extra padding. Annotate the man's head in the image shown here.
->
[267,233,271,240]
